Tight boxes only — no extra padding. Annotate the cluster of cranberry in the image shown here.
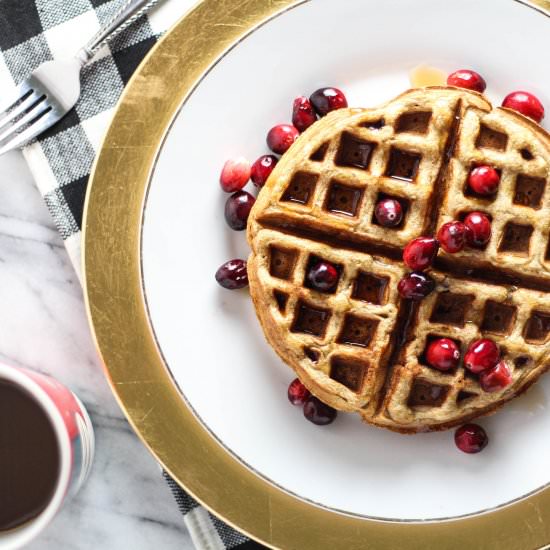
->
[398,207,492,301]
[426,337,511,392]
[288,378,338,426]
[215,87,349,291]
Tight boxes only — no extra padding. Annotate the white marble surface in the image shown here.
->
[0,150,192,549]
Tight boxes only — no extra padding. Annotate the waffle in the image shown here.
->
[247,87,550,433]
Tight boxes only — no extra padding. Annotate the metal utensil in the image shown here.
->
[0,0,162,155]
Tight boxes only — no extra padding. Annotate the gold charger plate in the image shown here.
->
[83,0,550,547]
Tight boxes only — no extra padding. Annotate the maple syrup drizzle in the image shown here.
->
[409,64,447,88]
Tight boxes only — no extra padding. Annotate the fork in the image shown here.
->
[0,0,162,156]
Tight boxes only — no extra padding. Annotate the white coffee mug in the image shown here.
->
[0,364,95,549]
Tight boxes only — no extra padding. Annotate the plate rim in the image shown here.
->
[83,0,550,547]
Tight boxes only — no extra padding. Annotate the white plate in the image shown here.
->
[141,0,550,521]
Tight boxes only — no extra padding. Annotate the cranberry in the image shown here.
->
[447,70,487,93]
[455,424,489,454]
[250,155,278,188]
[224,191,255,231]
[375,198,403,227]
[468,166,500,196]
[502,91,545,123]
[437,221,468,253]
[403,237,439,271]
[292,96,317,132]
[479,361,513,393]
[426,338,460,371]
[464,339,500,374]
[215,259,248,289]
[267,124,299,154]
[219,157,250,193]
[307,261,339,292]
[397,272,436,301]
[310,87,348,116]
[464,211,492,247]
[288,378,310,406]
[303,396,337,425]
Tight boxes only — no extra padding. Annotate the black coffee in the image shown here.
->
[0,381,60,531]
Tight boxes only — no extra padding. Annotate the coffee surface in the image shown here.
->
[0,381,60,531]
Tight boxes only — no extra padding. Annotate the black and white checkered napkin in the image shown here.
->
[0,1,264,548]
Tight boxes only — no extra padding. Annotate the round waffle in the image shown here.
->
[247,86,550,433]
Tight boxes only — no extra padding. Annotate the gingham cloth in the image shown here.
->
[0,1,263,548]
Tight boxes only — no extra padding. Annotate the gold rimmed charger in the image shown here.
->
[83,0,550,547]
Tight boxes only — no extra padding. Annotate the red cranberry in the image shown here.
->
[292,96,317,132]
[464,212,492,247]
[455,424,488,454]
[288,378,310,406]
[479,361,513,393]
[447,70,486,93]
[250,155,278,188]
[464,339,500,374]
[397,272,436,301]
[403,237,439,271]
[426,338,460,371]
[219,157,250,193]
[310,87,348,116]
[468,166,500,196]
[215,259,248,289]
[303,396,337,425]
[307,261,339,292]
[224,191,255,231]
[502,91,545,123]
[437,221,468,253]
[375,198,403,227]
[267,124,299,154]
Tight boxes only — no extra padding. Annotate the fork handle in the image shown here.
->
[76,0,161,65]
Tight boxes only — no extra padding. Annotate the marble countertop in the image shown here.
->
[0,150,193,549]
